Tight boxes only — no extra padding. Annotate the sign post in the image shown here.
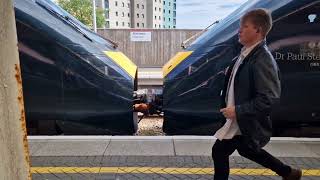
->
[130,31,152,42]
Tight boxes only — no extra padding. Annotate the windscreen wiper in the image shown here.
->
[67,16,119,48]
[35,0,93,42]
[181,20,219,49]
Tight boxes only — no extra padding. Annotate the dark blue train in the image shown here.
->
[163,0,320,136]
[15,0,138,135]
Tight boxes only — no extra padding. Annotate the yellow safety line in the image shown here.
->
[31,167,320,176]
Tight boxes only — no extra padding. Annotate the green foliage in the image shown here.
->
[58,0,105,28]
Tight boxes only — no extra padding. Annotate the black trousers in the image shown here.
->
[212,135,291,180]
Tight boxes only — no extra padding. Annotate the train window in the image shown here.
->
[172,45,235,80]
[277,2,320,24]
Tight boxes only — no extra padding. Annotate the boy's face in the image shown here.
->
[238,19,260,46]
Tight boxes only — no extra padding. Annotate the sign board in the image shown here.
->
[130,31,151,42]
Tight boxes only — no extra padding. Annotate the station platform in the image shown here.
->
[29,136,320,179]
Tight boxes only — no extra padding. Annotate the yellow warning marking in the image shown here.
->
[31,167,320,176]
[104,51,137,78]
[163,51,193,77]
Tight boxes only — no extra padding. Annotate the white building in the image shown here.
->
[146,0,163,29]
[131,0,147,28]
[97,0,131,28]
[97,0,166,29]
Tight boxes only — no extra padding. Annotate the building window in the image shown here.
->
[128,22,130,27]
[105,10,109,19]
[169,10,171,14]
[163,25,165,28]
[127,3,130,8]
[105,0,109,9]
[116,11,118,16]
[137,13,139,18]
[106,21,110,28]
[142,5,144,9]
[163,9,165,13]
[159,8,161,11]
[122,12,124,17]
[159,16,161,20]
[142,23,145,27]
[163,17,165,21]
[169,25,170,28]
[169,18,171,21]
[155,7,157,11]
[122,2,124,7]
[142,14,145,18]
[159,0,161,3]
[115,1,118,6]
[155,0,157,2]
[137,23,139,27]
[159,24,161,28]
[137,4,139,8]
[116,21,119,26]
[174,3,176,9]
[169,2,171,6]
[155,24,157,28]
[122,22,125,26]
[155,16,157,20]
[163,1,165,5]
[173,25,176,28]
[128,13,130,17]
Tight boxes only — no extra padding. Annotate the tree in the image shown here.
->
[58,0,105,28]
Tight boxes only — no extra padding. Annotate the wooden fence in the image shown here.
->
[97,29,201,67]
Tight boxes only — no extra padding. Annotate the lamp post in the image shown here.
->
[92,0,97,32]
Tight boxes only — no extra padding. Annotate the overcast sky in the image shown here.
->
[176,0,248,29]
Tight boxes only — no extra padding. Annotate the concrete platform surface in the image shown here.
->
[28,136,320,179]
[28,136,320,157]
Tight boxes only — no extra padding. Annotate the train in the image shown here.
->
[15,0,138,135]
[162,0,320,136]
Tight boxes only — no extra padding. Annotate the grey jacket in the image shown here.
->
[221,40,281,149]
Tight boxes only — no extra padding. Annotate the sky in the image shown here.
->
[176,0,248,29]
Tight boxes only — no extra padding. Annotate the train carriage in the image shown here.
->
[163,0,320,136]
